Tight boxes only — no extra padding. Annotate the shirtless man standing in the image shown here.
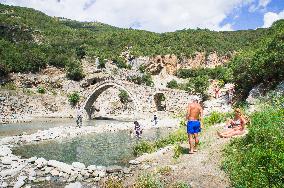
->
[186,99,203,154]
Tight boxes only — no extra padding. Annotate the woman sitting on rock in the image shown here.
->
[218,108,247,138]
[225,108,246,129]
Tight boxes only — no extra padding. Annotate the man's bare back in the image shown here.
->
[186,101,203,121]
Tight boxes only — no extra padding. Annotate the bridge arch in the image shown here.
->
[83,81,140,119]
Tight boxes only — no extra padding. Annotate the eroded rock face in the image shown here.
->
[179,52,231,70]
[143,52,232,76]
[146,55,178,75]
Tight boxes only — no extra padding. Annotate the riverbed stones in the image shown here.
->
[72,162,85,170]
[65,182,82,188]
[0,164,25,177]
[35,157,47,168]
[28,169,36,177]
[44,167,53,174]
[0,146,12,156]
[87,165,97,171]
[50,169,60,176]
[106,165,123,173]
[45,176,51,181]
[129,160,140,165]
[47,160,73,174]
[1,156,13,165]
[123,168,131,174]
[14,176,27,188]
[0,182,8,188]
[27,157,37,163]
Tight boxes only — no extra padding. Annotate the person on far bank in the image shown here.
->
[152,114,158,126]
[76,104,83,128]
[186,99,203,154]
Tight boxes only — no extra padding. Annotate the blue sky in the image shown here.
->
[1,0,284,32]
[222,0,284,30]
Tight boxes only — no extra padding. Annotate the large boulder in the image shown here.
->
[47,160,73,174]
[246,83,266,104]
[72,162,86,170]
[14,176,27,188]
[65,182,82,188]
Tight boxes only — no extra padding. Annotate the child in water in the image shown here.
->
[133,121,143,138]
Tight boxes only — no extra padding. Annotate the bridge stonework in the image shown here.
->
[82,78,199,119]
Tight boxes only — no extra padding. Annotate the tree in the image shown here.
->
[166,80,178,89]
[119,90,130,104]
[68,92,80,106]
[66,60,85,81]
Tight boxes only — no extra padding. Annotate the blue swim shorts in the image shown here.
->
[187,120,201,134]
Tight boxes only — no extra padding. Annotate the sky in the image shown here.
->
[1,0,284,32]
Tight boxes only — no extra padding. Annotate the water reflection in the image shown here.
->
[13,128,172,167]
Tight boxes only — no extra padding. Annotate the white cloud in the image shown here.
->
[249,0,271,12]
[1,0,255,32]
[258,0,271,7]
[263,10,284,28]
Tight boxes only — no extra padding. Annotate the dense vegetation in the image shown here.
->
[0,3,266,78]
[171,20,284,98]
[228,20,284,99]
[0,4,283,98]
[223,97,284,188]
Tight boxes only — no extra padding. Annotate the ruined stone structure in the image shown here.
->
[82,78,199,119]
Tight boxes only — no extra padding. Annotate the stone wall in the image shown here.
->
[0,90,72,123]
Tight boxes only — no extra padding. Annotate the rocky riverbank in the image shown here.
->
[0,118,179,188]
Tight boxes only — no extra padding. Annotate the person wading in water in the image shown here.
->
[186,98,203,154]
[76,104,83,128]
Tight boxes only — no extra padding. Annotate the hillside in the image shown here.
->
[0,3,267,76]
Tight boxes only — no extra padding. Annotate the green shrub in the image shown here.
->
[173,144,183,159]
[182,75,209,97]
[0,63,9,77]
[68,92,80,106]
[118,90,129,103]
[0,82,17,90]
[166,80,178,89]
[98,61,106,69]
[135,173,164,188]
[37,86,45,94]
[223,104,284,188]
[177,66,232,82]
[203,111,231,127]
[179,119,186,127]
[49,54,70,68]
[66,60,85,81]
[113,57,131,69]
[133,128,187,156]
[133,140,155,156]
[139,64,146,73]
[102,177,124,188]
[23,88,35,95]
[157,166,172,175]
[141,73,154,87]
[127,73,154,87]
[75,46,86,59]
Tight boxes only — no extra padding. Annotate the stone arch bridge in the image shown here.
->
[81,78,199,119]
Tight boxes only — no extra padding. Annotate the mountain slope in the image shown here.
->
[0,3,268,76]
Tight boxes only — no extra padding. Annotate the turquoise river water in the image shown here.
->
[0,119,172,167]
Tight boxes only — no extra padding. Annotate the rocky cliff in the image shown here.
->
[131,52,232,76]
